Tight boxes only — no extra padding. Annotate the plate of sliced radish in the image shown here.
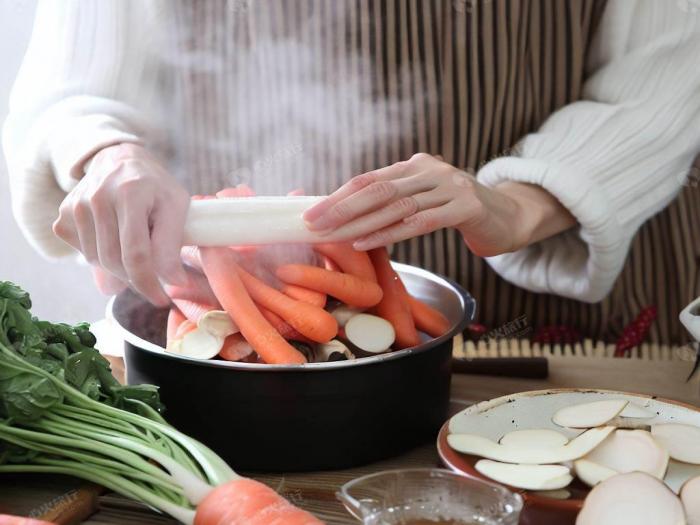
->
[437,389,700,525]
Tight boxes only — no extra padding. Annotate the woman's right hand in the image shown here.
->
[53,143,190,306]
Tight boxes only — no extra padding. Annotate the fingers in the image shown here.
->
[91,266,127,296]
[117,197,170,307]
[353,202,461,251]
[303,161,408,225]
[150,190,190,287]
[329,186,452,241]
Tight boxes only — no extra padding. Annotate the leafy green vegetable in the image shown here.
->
[0,282,238,524]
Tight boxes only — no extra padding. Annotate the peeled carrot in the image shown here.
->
[407,295,451,338]
[368,248,421,349]
[174,319,197,340]
[0,516,57,525]
[216,184,255,198]
[167,307,187,343]
[276,264,383,308]
[172,298,215,324]
[181,245,204,271]
[257,305,311,342]
[236,266,337,343]
[200,247,306,365]
[314,243,377,282]
[194,478,324,525]
[219,333,254,361]
[280,283,327,308]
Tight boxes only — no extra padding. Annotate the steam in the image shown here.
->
[157,2,414,197]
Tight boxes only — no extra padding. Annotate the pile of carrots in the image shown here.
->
[165,185,451,365]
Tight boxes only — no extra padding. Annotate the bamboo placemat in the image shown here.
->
[2,339,698,524]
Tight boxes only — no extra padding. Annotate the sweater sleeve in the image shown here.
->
[476,0,700,303]
[2,0,168,258]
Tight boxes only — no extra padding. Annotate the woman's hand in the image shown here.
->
[304,153,576,255]
[53,143,190,306]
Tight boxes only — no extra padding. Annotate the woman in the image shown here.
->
[4,0,700,344]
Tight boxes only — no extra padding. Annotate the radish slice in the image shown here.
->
[344,314,395,353]
[652,424,700,465]
[499,429,569,449]
[606,416,652,431]
[576,472,686,525]
[167,328,223,360]
[552,400,628,428]
[665,460,700,494]
[447,426,614,465]
[475,460,573,490]
[315,340,355,362]
[574,459,618,487]
[329,305,364,328]
[620,402,655,419]
[532,489,571,500]
[680,476,700,525]
[198,310,239,338]
[584,430,669,479]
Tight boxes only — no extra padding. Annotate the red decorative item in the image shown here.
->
[614,305,657,357]
[465,323,487,342]
[532,325,582,345]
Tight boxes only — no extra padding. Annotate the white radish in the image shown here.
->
[532,489,571,500]
[652,424,700,465]
[167,328,223,360]
[665,460,700,494]
[680,476,700,525]
[329,305,364,328]
[198,310,238,338]
[574,459,618,487]
[576,472,686,525]
[315,340,355,361]
[499,429,569,449]
[344,314,395,353]
[584,430,669,479]
[620,402,655,419]
[475,460,573,490]
[447,426,614,465]
[552,399,628,428]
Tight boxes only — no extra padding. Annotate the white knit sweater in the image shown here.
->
[3,0,700,303]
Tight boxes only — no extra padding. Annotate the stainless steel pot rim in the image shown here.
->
[107,262,475,372]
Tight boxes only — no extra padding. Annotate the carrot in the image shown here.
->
[174,319,198,340]
[276,264,383,308]
[407,295,451,338]
[0,516,56,525]
[236,266,337,343]
[219,333,254,361]
[167,307,187,343]
[200,247,306,364]
[216,184,255,198]
[280,283,327,308]
[313,243,377,282]
[368,248,421,349]
[257,305,311,342]
[172,298,215,324]
[194,478,324,525]
[181,245,204,271]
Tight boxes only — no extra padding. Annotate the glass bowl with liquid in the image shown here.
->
[337,469,522,525]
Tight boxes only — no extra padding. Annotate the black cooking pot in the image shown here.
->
[109,263,475,472]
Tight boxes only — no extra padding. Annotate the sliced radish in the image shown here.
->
[344,314,395,353]
[576,472,686,525]
[620,402,655,419]
[447,426,614,464]
[606,416,652,431]
[198,310,238,338]
[475,460,573,490]
[329,305,364,328]
[315,340,355,362]
[574,459,618,487]
[167,328,223,360]
[584,430,669,479]
[499,429,569,449]
[665,459,700,494]
[552,399,628,428]
[532,488,571,500]
[652,424,700,465]
[680,476,700,525]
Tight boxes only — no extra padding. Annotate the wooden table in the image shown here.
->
[2,347,699,524]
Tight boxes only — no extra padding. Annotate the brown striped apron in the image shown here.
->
[160,0,700,345]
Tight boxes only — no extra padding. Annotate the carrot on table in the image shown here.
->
[219,333,254,361]
[276,264,383,308]
[200,247,306,364]
[236,266,337,343]
[280,283,327,308]
[313,243,377,282]
[368,248,421,349]
[194,478,324,525]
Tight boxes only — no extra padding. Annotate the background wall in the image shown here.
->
[0,0,107,323]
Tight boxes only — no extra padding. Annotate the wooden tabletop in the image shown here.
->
[2,347,698,524]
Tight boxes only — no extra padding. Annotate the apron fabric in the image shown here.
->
[161,0,699,345]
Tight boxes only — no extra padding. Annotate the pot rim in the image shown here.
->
[108,262,475,372]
